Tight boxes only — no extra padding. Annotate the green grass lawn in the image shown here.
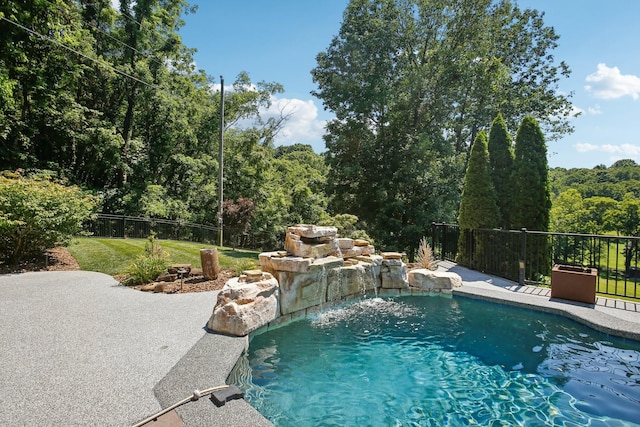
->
[68,237,260,276]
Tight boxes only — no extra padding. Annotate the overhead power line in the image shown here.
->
[1,15,160,91]
[41,0,167,70]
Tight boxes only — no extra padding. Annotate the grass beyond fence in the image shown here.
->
[68,237,259,276]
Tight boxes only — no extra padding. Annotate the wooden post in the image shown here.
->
[200,248,220,280]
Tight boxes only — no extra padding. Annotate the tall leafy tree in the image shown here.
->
[510,116,551,231]
[312,0,573,253]
[488,113,514,228]
[457,131,499,265]
[458,131,500,230]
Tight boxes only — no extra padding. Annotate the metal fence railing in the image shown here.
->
[83,214,285,251]
[431,223,640,300]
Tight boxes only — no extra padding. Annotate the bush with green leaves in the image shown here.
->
[0,170,98,264]
[122,234,169,286]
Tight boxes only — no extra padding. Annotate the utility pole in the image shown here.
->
[218,76,224,247]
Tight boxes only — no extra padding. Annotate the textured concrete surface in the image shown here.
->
[2,266,640,426]
[0,271,220,426]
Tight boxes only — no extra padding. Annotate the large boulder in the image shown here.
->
[207,272,279,336]
[285,232,339,258]
[276,256,343,315]
[327,261,381,301]
[380,258,409,289]
[408,269,462,291]
[288,224,338,239]
[259,252,314,275]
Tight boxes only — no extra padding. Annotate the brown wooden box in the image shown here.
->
[551,264,597,304]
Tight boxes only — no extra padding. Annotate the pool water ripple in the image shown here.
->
[231,296,640,426]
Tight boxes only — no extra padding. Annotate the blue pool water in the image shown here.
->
[231,296,640,426]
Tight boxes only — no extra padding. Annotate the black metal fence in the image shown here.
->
[83,214,284,250]
[431,223,640,300]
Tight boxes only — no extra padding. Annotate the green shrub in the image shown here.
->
[0,170,98,264]
[122,255,168,286]
[122,235,169,285]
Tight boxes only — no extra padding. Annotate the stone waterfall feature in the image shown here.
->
[208,225,462,336]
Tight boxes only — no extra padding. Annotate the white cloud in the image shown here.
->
[585,63,640,100]
[574,143,598,152]
[262,97,326,144]
[574,142,640,156]
[587,104,603,115]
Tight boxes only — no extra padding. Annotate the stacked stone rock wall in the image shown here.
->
[208,224,462,336]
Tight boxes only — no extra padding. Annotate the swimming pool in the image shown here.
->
[231,296,640,426]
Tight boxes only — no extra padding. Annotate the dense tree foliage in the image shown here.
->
[0,1,330,249]
[457,131,499,265]
[488,113,514,228]
[550,160,640,201]
[510,116,551,231]
[458,131,499,230]
[549,161,640,256]
[313,0,573,254]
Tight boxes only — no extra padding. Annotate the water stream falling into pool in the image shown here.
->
[231,296,640,426]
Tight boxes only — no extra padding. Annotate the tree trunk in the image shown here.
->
[200,248,220,280]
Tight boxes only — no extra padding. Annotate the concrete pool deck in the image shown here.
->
[1,266,639,426]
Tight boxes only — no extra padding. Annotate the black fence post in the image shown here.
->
[519,228,527,286]
[431,222,438,260]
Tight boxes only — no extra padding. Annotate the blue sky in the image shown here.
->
[175,1,640,170]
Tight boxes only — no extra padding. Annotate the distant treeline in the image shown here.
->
[550,160,640,236]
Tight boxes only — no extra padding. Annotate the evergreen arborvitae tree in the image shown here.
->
[510,116,551,231]
[488,113,514,229]
[457,131,500,266]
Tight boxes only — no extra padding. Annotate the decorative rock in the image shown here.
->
[408,269,462,291]
[259,253,314,275]
[380,258,409,289]
[337,238,354,250]
[277,256,343,315]
[207,273,279,336]
[355,254,383,265]
[288,224,338,239]
[381,252,404,260]
[354,239,370,247]
[140,283,156,292]
[240,269,267,283]
[200,248,220,280]
[327,263,380,301]
[285,231,339,258]
[341,245,375,259]
[168,264,192,275]
[156,273,177,282]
